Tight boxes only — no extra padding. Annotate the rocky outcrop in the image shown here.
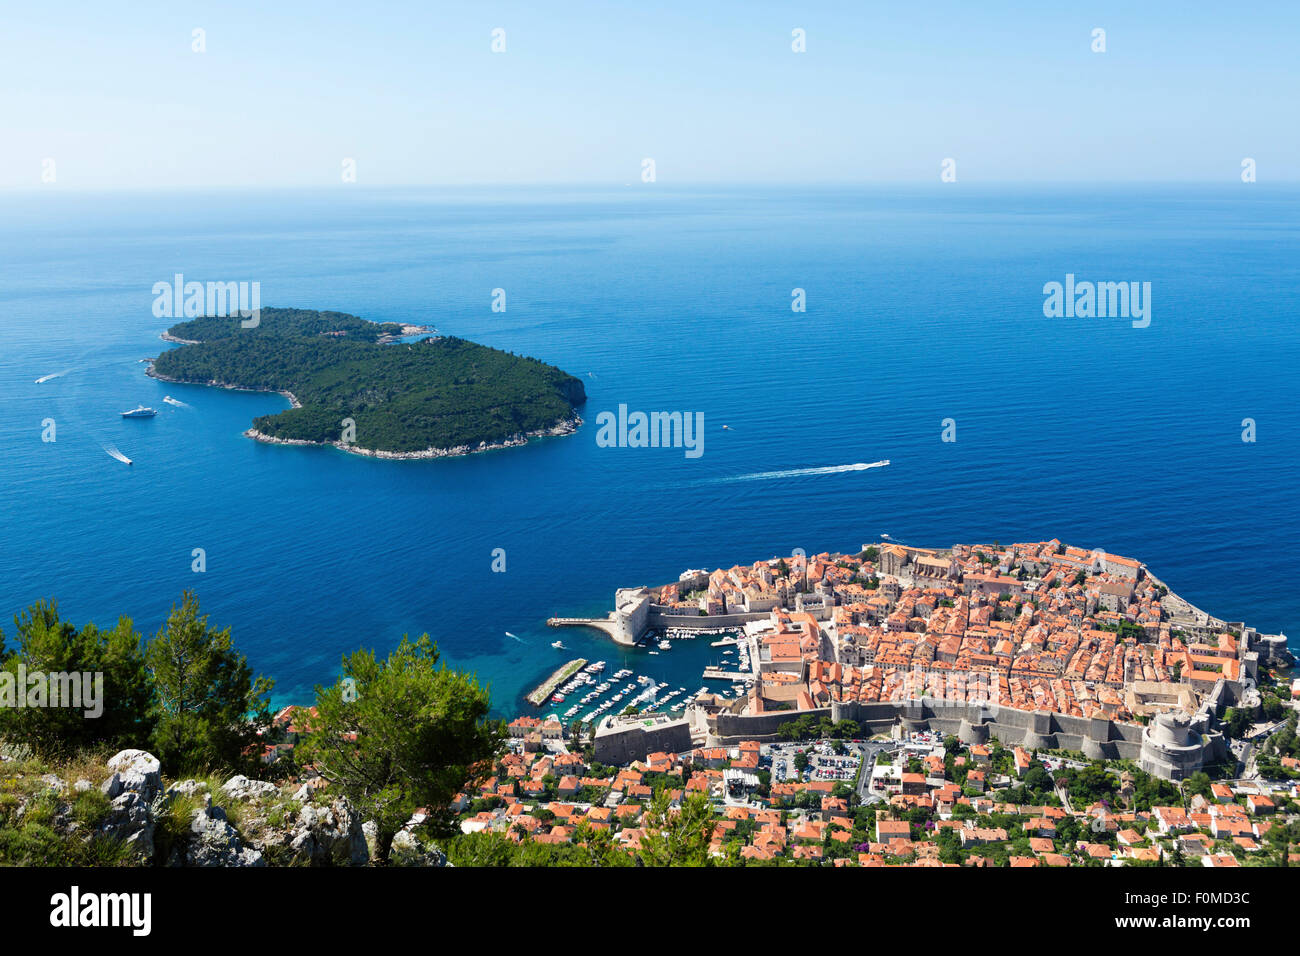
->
[166,779,210,802]
[221,775,278,801]
[6,749,450,867]
[99,749,165,859]
[102,749,162,801]
[389,829,449,867]
[185,807,265,867]
[281,798,368,866]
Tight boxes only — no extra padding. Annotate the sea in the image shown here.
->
[1,184,1297,717]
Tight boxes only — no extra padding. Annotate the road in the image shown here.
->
[1235,716,1291,779]
[852,741,896,804]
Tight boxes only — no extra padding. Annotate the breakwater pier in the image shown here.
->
[527,658,588,707]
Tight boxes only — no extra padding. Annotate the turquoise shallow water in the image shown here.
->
[1,185,1297,715]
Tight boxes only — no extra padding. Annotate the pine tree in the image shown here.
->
[146,591,272,774]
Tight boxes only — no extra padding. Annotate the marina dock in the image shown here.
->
[702,667,752,682]
[527,658,587,707]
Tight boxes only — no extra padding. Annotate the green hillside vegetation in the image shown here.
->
[166,308,404,342]
[0,594,502,866]
[152,308,587,453]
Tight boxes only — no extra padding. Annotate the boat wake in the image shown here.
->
[163,395,190,408]
[715,460,890,483]
[505,631,525,644]
[34,372,65,384]
[102,443,133,466]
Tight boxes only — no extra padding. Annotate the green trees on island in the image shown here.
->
[151,308,586,453]
[166,309,404,343]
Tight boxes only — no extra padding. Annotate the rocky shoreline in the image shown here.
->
[244,414,583,460]
[159,331,201,345]
[145,364,303,410]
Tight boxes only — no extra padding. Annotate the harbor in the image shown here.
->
[525,658,587,707]
[524,622,759,727]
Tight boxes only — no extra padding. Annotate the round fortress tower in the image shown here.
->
[1138,712,1204,780]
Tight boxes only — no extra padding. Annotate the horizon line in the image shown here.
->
[3,179,1298,196]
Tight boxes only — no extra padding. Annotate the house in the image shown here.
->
[876,819,912,843]
[1151,807,1193,833]
[1246,794,1275,815]
[1125,846,1162,863]
[508,716,541,738]
[1079,842,1114,862]
[1028,818,1057,839]
[959,827,1007,847]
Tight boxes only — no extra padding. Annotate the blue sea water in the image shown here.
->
[1,184,1297,716]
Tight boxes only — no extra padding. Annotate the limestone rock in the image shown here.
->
[221,775,279,801]
[186,806,265,867]
[362,820,381,861]
[165,779,212,810]
[285,798,368,866]
[102,750,162,802]
[390,829,448,867]
[101,790,156,859]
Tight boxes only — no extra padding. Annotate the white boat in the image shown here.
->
[121,405,157,419]
[163,396,186,407]
[551,640,565,649]
[102,444,133,466]
[658,640,671,650]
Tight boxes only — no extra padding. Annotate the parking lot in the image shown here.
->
[767,741,863,784]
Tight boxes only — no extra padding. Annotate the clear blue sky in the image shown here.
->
[2,0,1297,189]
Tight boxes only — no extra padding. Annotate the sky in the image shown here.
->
[1,0,1298,189]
